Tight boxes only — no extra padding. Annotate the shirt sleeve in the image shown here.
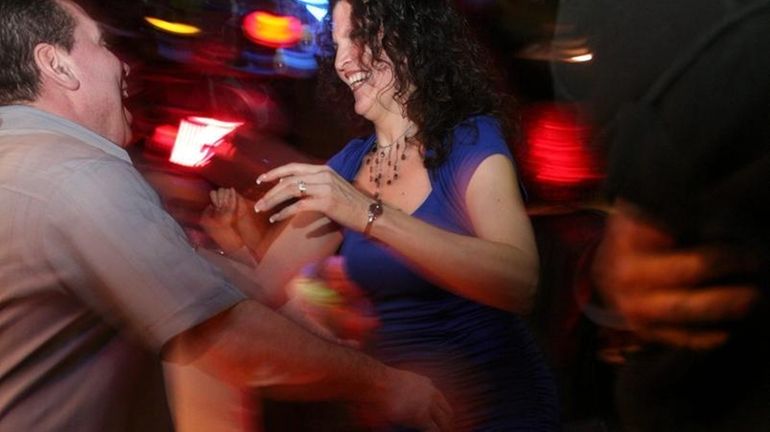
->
[41,156,247,351]
[326,136,371,181]
[433,116,514,233]
[450,116,513,198]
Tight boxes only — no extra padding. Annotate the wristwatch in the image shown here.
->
[364,199,383,236]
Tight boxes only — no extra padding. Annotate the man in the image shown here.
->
[552,0,769,430]
[0,1,453,430]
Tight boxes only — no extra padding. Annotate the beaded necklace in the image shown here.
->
[365,123,414,199]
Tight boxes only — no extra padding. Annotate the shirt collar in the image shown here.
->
[0,105,132,163]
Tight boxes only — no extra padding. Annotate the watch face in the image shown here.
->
[367,201,383,227]
[369,201,383,218]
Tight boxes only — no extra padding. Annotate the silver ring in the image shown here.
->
[297,180,307,196]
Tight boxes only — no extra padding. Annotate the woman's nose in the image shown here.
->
[335,49,351,72]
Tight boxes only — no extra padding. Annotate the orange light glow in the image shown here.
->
[242,11,303,48]
[169,117,243,167]
[144,16,201,36]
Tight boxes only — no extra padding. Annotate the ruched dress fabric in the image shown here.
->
[327,116,559,431]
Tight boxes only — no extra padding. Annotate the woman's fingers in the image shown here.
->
[254,164,339,210]
[253,163,372,232]
[265,200,304,224]
[256,163,329,185]
[255,178,315,216]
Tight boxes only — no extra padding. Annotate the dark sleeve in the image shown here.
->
[605,7,770,251]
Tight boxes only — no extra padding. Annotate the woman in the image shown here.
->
[205,0,558,429]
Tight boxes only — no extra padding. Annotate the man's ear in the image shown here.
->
[33,43,80,91]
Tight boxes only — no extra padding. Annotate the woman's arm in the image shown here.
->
[200,187,343,307]
[251,210,343,307]
[367,155,538,313]
[254,155,538,313]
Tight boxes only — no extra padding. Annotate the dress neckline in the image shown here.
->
[355,134,434,217]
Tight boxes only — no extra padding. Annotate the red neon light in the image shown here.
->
[149,124,178,153]
[242,11,303,48]
[169,117,243,167]
[522,104,602,185]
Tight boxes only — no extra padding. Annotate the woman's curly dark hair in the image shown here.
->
[318,0,516,168]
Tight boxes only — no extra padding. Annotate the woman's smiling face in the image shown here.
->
[332,1,402,123]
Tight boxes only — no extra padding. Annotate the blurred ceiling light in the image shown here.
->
[144,16,201,36]
[517,37,593,64]
[305,5,328,21]
[169,117,244,167]
[275,48,318,73]
[297,0,329,21]
[566,53,593,63]
[242,11,303,48]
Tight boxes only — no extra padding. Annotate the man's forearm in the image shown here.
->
[165,300,386,399]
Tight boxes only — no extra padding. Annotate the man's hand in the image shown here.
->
[285,257,379,345]
[591,200,761,350]
[200,187,246,252]
[364,367,454,432]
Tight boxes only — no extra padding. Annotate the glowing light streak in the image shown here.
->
[523,105,602,185]
[149,124,178,153]
[169,117,243,167]
[275,48,318,72]
[144,16,201,36]
[305,5,328,21]
[566,53,593,63]
[242,11,303,48]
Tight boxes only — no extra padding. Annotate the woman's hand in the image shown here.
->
[254,163,373,232]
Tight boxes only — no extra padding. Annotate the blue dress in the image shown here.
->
[327,116,559,431]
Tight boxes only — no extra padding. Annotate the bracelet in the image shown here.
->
[363,199,383,236]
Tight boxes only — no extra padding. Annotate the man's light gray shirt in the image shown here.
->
[0,105,246,431]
